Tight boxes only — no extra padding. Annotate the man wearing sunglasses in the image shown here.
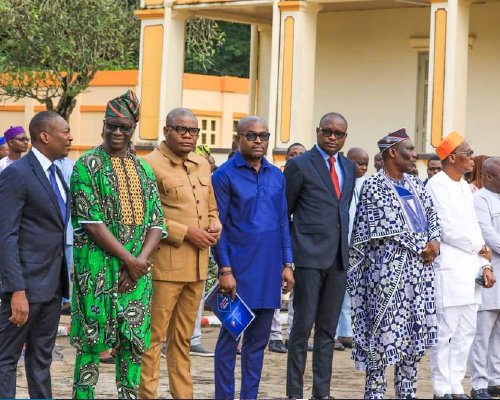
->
[0,125,30,175]
[427,131,496,399]
[212,115,294,399]
[140,108,221,399]
[285,112,356,399]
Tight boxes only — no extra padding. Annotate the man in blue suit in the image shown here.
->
[0,110,73,399]
[285,112,356,399]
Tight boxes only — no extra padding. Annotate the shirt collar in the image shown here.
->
[31,146,53,173]
[159,141,200,165]
[315,144,339,162]
[234,151,270,169]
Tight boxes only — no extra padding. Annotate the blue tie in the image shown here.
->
[49,164,66,221]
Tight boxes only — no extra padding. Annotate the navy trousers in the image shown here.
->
[214,308,274,400]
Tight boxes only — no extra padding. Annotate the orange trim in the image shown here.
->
[280,16,294,144]
[183,74,249,93]
[232,112,248,119]
[273,153,286,163]
[80,105,106,112]
[34,105,47,112]
[278,1,303,11]
[0,105,25,112]
[134,9,165,20]
[89,70,138,86]
[144,0,164,6]
[70,144,94,151]
[192,109,222,118]
[174,0,237,4]
[431,9,447,147]
[429,0,448,3]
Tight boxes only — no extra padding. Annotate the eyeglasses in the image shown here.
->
[13,137,30,143]
[318,128,347,139]
[451,149,474,158]
[168,125,200,136]
[241,131,271,142]
[103,121,135,134]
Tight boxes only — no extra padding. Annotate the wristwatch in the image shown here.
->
[482,264,494,272]
[283,263,295,271]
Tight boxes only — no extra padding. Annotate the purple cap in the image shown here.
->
[4,126,25,142]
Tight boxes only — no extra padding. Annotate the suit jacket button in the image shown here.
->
[337,224,340,229]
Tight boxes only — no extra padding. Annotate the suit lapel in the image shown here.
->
[28,152,64,224]
[310,146,337,199]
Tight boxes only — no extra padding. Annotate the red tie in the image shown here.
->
[328,156,341,199]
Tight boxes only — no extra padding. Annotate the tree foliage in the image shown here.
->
[0,0,139,120]
[185,21,250,78]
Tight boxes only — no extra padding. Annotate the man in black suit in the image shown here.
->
[0,111,73,399]
[285,112,355,399]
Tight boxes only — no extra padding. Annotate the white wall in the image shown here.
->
[313,7,430,160]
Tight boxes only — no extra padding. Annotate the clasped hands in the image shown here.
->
[118,255,152,293]
[420,240,440,266]
[185,224,221,250]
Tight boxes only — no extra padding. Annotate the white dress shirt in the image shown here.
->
[31,147,67,203]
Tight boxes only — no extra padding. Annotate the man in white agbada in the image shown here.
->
[426,132,496,399]
[468,157,500,400]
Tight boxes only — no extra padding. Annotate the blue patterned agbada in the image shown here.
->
[347,171,441,372]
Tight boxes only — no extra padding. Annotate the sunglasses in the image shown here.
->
[451,149,474,158]
[241,131,271,142]
[13,137,30,143]
[168,125,201,136]
[103,121,135,134]
[318,128,347,139]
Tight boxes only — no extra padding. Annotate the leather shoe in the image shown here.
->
[452,395,471,399]
[311,396,335,399]
[471,388,492,399]
[268,340,287,353]
[488,386,500,396]
[337,336,353,348]
[433,395,453,399]
[334,339,345,351]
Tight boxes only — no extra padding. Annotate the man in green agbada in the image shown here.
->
[70,90,166,399]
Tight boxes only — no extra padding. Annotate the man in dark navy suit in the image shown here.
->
[0,111,73,399]
[285,112,355,399]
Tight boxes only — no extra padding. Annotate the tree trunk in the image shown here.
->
[55,95,77,121]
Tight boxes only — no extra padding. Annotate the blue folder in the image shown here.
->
[204,284,256,340]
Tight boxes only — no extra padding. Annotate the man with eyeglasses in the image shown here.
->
[285,112,356,399]
[0,126,30,174]
[139,108,221,399]
[426,131,496,399]
[211,115,294,399]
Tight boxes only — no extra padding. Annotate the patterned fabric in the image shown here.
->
[365,355,422,399]
[377,128,410,153]
[70,147,165,373]
[105,90,140,122]
[347,172,441,372]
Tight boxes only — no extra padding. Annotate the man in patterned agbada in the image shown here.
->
[70,91,166,399]
[347,129,441,399]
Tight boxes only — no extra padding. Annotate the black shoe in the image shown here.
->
[471,388,492,399]
[311,396,335,399]
[334,339,345,351]
[452,395,471,399]
[434,395,453,399]
[488,386,500,396]
[61,302,71,315]
[337,336,353,348]
[268,340,287,353]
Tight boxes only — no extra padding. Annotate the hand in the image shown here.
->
[207,224,221,241]
[421,240,440,266]
[123,254,150,281]
[118,267,134,293]
[219,268,237,300]
[9,290,29,326]
[482,268,496,289]
[185,226,218,250]
[479,245,493,263]
[281,267,295,294]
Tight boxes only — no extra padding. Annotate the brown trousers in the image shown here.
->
[139,279,205,399]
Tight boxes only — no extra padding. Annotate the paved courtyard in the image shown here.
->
[15,313,475,399]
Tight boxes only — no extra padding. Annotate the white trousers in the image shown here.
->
[431,304,478,396]
[269,291,295,340]
[468,309,500,390]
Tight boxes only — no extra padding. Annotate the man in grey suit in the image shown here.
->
[285,112,355,399]
[0,111,73,399]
